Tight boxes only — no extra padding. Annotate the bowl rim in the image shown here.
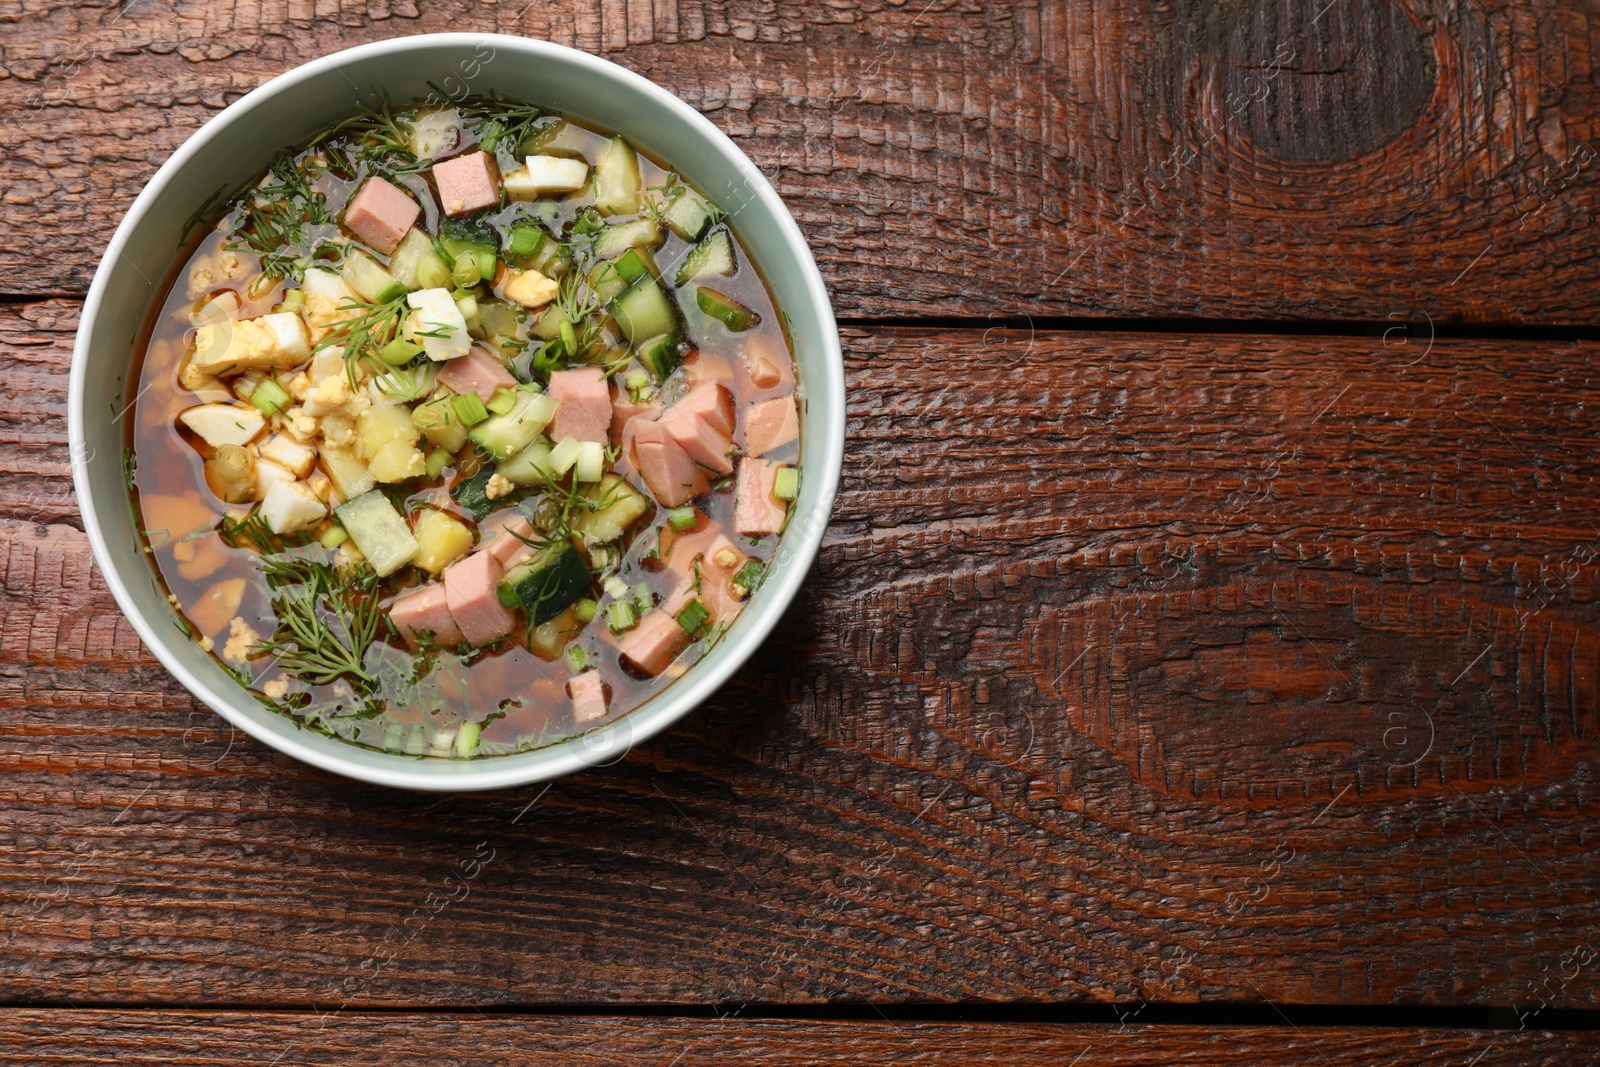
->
[69,32,844,792]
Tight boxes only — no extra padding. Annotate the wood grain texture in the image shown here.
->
[2,0,1600,321]
[1,1013,1597,1065]
[4,301,1600,1009]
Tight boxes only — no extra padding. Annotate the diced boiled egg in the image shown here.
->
[260,479,327,534]
[504,155,589,199]
[258,433,317,479]
[178,402,266,449]
[405,287,470,361]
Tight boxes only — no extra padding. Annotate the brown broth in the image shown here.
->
[127,104,801,758]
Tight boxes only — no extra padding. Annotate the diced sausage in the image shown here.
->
[432,150,501,217]
[734,457,789,537]
[547,366,611,445]
[389,583,465,648]
[443,550,516,646]
[673,380,736,436]
[632,419,707,508]
[659,406,733,475]
[684,352,734,389]
[742,395,799,457]
[343,177,421,254]
[739,333,795,393]
[611,395,662,447]
[437,346,518,403]
[481,514,535,569]
[618,609,692,677]
[567,670,609,723]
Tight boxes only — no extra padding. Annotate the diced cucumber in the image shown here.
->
[613,247,656,284]
[504,540,593,625]
[575,474,650,543]
[342,251,409,303]
[333,490,418,577]
[695,285,760,331]
[389,228,450,291]
[593,136,641,216]
[439,218,498,281]
[675,229,736,285]
[593,217,663,259]
[450,467,500,520]
[467,390,559,459]
[663,186,722,242]
[497,438,556,486]
[611,275,679,347]
[529,306,568,342]
[636,333,682,381]
[586,259,629,304]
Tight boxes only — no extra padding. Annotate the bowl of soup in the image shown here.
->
[69,34,844,791]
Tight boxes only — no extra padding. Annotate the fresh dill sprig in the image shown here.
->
[452,90,544,156]
[222,150,332,281]
[254,555,384,688]
[312,94,430,176]
[218,503,292,553]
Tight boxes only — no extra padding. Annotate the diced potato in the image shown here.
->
[501,268,559,309]
[260,480,327,534]
[527,605,578,660]
[412,508,474,573]
[258,434,316,478]
[191,312,311,373]
[412,395,468,452]
[319,447,375,501]
[187,577,245,638]
[357,404,421,461]
[368,439,427,483]
[178,403,266,449]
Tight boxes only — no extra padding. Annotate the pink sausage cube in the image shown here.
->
[739,334,794,393]
[567,669,609,723]
[547,366,612,445]
[684,352,734,389]
[734,457,789,537]
[660,521,721,577]
[618,609,692,678]
[611,395,662,447]
[343,177,420,254]
[743,395,798,457]
[674,381,736,436]
[481,514,535,568]
[443,550,516,646]
[433,150,501,217]
[388,583,464,648]
[632,419,707,508]
[660,406,733,475]
[437,346,518,402]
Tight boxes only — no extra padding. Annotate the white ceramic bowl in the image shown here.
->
[70,34,844,791]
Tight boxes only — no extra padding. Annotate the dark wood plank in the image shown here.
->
[3,0,1600,321]
[1,1012,1597,1065]
[5,302,1600,1008]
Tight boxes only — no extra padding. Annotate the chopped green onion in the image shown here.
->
[452,392,490,427]
[452,256,482,288]
[486,387,519,415]
[675,599,710,636]
[509,224,543,256]
[274,288,305,315]
[455,293,480,326]
[574,598,598,623]
[453,719,481,758]
[602,574,630,601]
[774,466,800,500]
[733,559,764,591]
[666,506,697,532]
[549,435,581,476]
[497,582,519,609]
[379,337,424,366]
[564,644,589,674]
[319,525,348,550]
[425,447,451,479]
[632,581,652,611]
[607,600,637,633]
[573,440,605,482]
[249,377,291,417]
[559,317,578,355]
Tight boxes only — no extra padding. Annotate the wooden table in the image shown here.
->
[4,0,1600,1062]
